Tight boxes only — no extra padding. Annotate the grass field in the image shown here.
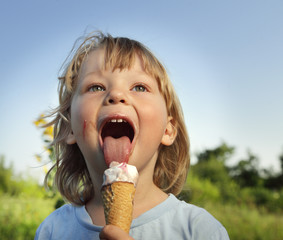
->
[0,195,56,240]
[201,201,283,240]
[1,194,283,240]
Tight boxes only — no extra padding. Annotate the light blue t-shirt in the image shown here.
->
[35,194,229,240]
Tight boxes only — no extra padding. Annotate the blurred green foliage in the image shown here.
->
[0,195,56,240]
[0,155,64,239]
[178,143,283,239]
[0,155,46,198]
[181,143,283,212]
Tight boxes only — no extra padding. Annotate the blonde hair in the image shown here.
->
[45,32,190,205]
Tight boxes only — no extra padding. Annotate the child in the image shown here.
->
[35,31,229,240]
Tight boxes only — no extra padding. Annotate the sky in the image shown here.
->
[0,0,282,181]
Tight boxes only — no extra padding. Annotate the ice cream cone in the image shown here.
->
[101,181,136,233]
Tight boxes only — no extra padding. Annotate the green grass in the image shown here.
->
[194,201,283,240]
[1,194,283,240]
[180,173,283,240]
[0,195,56,240]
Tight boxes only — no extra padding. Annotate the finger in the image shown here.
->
[99,225,134,240]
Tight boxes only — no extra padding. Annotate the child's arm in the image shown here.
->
[99,225,134,240]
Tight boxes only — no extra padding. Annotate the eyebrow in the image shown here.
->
[84,67,151,77]
[81,70,104,80]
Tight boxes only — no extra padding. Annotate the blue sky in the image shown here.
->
[0,0,282,180]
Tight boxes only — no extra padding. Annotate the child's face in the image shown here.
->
[66,49,174,177]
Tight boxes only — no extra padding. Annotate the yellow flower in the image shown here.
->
[43,146,52,155]
[43,165,49,174]
[43,126,54,139]
[33,114,47,127]
[35,154,42,163]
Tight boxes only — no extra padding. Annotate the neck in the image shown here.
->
[132,169,168,219]
[85,176,106,226]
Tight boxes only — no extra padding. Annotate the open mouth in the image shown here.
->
[101,119,135,143]
[101,118,135,165]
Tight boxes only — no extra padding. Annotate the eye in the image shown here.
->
[132,84,148,92]
[88,84,105,92]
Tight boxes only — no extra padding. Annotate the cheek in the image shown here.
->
[139,98,168,138]
[142,97,167,120]
[70,99,100,146]
[70,100,91,137]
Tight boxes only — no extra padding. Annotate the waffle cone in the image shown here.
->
[101,182,136,233]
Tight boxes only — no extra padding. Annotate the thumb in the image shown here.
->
[99,225,134,240]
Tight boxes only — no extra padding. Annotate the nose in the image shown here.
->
[104,89,128,105]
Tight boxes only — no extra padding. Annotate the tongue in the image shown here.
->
[103,136,131,167]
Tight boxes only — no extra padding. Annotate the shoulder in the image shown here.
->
[174,198,218,223]
[35,204,77,239]
[131,194,229,239]
[40,204,75,226]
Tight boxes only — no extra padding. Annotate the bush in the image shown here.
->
[179,174,283,240]
[0,155,48,198]
[0,195,56,240]
[191,159,230,185]
[202,201,283,240]
[179,173,220,206]
[240,187,283,212]
[189,161,241,204]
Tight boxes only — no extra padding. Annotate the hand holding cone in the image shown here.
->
[101,182,136,233]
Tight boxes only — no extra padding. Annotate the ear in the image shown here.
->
[161,116,177,146]
[66,130,77,145]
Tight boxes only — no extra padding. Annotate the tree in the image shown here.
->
[279,149,283,173]
[230,151,262,187]
[0,155,24,195]
[191,143,239,202]
[193,143,234,183]
[196,142,234,164]
[0,155,13,193]
[264,148,283,190]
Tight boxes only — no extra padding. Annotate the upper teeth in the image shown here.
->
[109,119,127,123]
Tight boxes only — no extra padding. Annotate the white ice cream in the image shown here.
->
[102,161,139,187]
